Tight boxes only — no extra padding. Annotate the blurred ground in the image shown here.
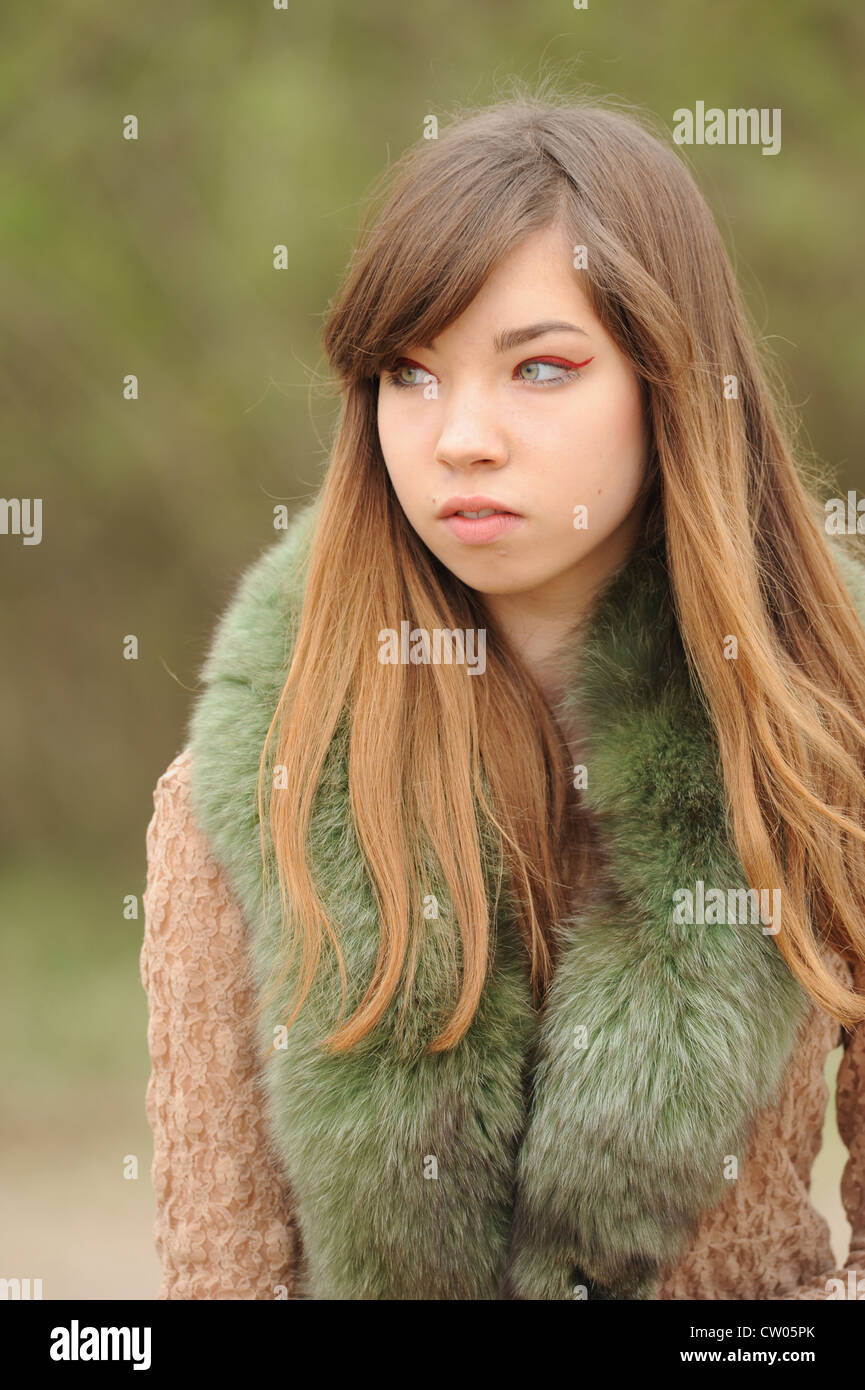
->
[1,1083,160,1299]
[0,859,159,1298]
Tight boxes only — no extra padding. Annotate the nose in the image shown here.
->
[434,390,509,472]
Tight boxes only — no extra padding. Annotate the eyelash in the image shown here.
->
[382,356,594,389]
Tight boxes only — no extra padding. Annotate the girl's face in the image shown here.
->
[376,221,651,613]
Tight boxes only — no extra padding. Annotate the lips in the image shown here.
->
[436,495,522,519]
[439,511,524,545]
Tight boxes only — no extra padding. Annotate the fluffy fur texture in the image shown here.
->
[187,498,865,1300]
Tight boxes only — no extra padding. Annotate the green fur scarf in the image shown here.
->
[187,496,865,1301]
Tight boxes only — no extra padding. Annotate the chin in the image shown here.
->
[459,570,541,597]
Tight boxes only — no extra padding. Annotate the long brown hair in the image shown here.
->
[253,84,865,1056]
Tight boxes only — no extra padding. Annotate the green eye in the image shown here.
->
[385,360,436,389]
[517,360,570,383]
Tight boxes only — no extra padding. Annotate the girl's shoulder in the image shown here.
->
[143,747,245,942]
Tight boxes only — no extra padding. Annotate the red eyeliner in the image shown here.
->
[388,353,594,373]
[523,355,594,369]
[386,355,595,378]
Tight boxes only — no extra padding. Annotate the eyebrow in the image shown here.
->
[418,320,589,353]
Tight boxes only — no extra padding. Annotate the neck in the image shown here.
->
[480,507,646,711]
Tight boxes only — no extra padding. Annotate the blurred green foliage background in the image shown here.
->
[1,0,861,1297]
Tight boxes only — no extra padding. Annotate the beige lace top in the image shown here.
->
[140,748,865,1300]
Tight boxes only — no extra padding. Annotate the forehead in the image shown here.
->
[414,225,600,351]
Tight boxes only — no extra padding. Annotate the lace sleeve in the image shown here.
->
[780,953,865,1300]
[140,748,300,1299]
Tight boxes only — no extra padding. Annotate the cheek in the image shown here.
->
[377,407,426,525]
[605,374,648,460]
[376,397,393,462]
[572,381,647,501]
[377,397,428,482]
[540,380,646,494]
[552,380,647,535]
[376,401,406,488]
